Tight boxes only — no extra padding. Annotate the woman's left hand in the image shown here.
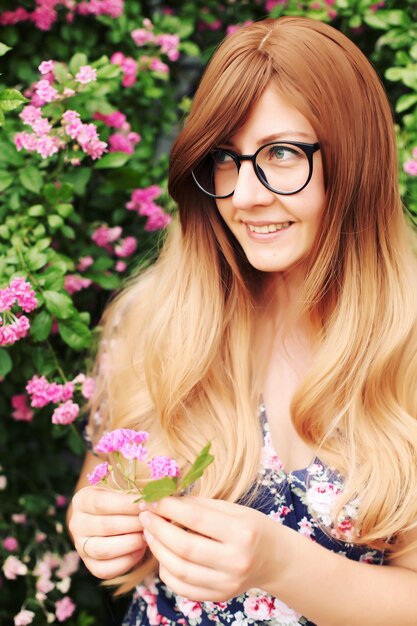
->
[138,496,285,602]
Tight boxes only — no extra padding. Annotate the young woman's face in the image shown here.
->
[215,85,326,279]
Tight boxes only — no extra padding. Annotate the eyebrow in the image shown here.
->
[222,131,316,148]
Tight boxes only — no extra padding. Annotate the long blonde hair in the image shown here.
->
[89,17,417,593]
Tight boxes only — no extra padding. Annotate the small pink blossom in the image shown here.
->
[149,58,169,74]
[14,610,35,626]
[51,401,80,425]
[35,79,58,104]
[19,105,43,126]
[26,375,72,408]
[0,8,30,26]
[0,316,30,346]
[108,133,135,154]
[87,461,111,485]
[147,456,180,479]
[92,224,122,247]
[35,532,47,543]
[39,60,55,75]
[404,160,417,176]
[56,495,68,508]
[156,34,180,61]
[64,274,92,295]
[131,28,155,46]
[3,537,19,551]
[93,111,127,128]
[11,394,34,422]
[3,555,28,580]
[114,236,137,258]
[55,596,76,622]
[77,256,94,271]
[75,65,97,84]
[81,377,95,399]
[12,514,27,524]
[95,428,149,454]
[115,260,126,272]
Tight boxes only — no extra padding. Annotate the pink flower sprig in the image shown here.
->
[0,278,38,347]
[87,428,214,502]
[126,186,171,231]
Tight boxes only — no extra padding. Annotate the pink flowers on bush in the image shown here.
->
[126,186,171,231]
[0,278,37,346]
[404,148,417,176]
[0,1,124,31]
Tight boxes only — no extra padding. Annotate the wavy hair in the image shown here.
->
[88,17,417,593]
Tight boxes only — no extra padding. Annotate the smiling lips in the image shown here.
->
[246,221,294,234]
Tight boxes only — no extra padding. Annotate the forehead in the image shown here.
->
[227,84,316,148]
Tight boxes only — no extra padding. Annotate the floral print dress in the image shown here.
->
[122,404,385,626]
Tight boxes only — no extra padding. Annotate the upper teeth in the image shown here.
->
[247,222,292,233]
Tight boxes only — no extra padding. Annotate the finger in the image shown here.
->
[71,512,143,538]
[79,532,146,561]
[84,549,146,580]
[139,511,227,569]
[73,486,141,515]
[144,497,235,542]
[158,563,230,603]
[144,530,229,591]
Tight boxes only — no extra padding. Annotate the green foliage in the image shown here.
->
[0,0,416,624]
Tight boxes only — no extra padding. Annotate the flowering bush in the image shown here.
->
[0,0,416,624]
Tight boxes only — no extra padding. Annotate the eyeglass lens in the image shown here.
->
[193,143,311,197]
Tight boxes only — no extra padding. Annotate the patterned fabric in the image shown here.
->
[121,404,385,626]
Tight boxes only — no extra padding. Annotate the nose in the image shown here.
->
[231,161,275,211]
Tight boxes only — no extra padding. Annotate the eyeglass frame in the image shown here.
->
[191,140,321,199]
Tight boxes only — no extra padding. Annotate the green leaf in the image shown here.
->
[0,43,12,57]
[43,290,75,319]
[58,317,92,350]
[67,427,86,455]
[179,41,200,57]
[94,152,131,169]
[56,203,73,218]
[0,171,13,192]
[25,248,48,271]
[30,310,53,342]
[396,93,417,114]
[87,272,120,290]
[0,88,27,112]
[178,443,214,491]
[69,52,88,75]
[27,204,46,217]
[96,65,121,79]
[19,494,50,514]
[0,109,4,127]
[0,349,12,377]
[142,477,178,502]
[19,166,43,194]
[48,214,64,230]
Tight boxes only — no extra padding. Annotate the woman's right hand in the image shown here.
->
[68,485,147,580]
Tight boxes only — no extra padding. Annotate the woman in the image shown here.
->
[68,16,417,626]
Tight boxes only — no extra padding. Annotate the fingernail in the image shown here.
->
[143,529,153,545]
[139,511,150,527]
[138,501,146,512]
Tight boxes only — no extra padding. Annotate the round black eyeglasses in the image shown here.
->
[191,141,320,198]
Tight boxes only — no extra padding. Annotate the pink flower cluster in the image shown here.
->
[94,107,141,154]
[14,609,35,626]
[11,394,34,422]
[33,551,78,619]
[3,555,28,580]
[88,428,180,486]
[91,224,137,272]
[62,110,107,160]
[0,278,37,347]
[110,52,138,87]
[404,147,417,176]
[126,186,171,231]
[131,19,180,62]
[64,274,92,295]
[24,373,94,425]
[0,0,124,31]
[95,428,149,458]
